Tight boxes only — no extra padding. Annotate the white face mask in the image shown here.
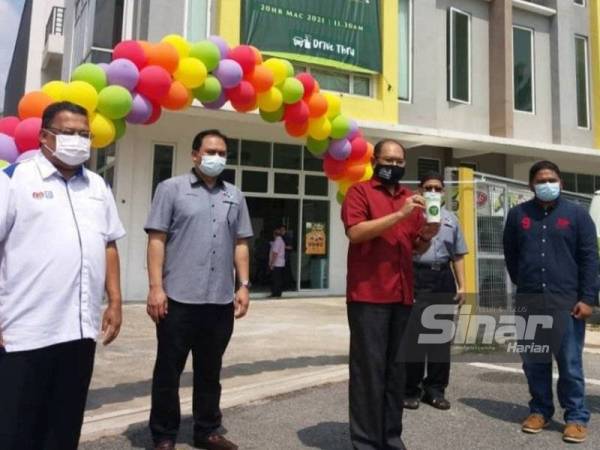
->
[198,154,227,178]
[46,133,91,167]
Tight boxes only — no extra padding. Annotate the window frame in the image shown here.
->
[398,0,413,103]
[448,7,472,105]
[574,34,591,130]
[294,64,374,98]
[512,25,536,115]
[184,0,213,41]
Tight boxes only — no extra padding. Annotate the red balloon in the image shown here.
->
[230,98,257,113]
[285,120,308,137]
[297,73,316,99]
[323,155,346,180]
[225,81,256,105]
[14,117,42,152]
[113,40,147,69]
[144,100,162,125]
[348,137,368,161]
[0,116,20,137]
[228,45,257,75]
[284,101,309,124]
[137,65,172,101]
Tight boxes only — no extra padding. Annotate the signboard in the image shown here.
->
[305,222,327,255]
[242,0,382,73]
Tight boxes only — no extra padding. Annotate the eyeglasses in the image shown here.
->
[423,186,444,193]
[45,128,93,139]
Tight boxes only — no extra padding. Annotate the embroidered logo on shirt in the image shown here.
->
[556,218,571,230]
[32,191,54,200]
[521,216,531,230]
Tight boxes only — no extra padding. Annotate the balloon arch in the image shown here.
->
[0,35,374,201]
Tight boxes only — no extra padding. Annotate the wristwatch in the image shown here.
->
[239,280,251,289]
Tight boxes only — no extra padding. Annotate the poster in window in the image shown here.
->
[305,222,326,255]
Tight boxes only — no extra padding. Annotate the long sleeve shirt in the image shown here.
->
[503,197,599,307]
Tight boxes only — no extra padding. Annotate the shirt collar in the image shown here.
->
[532,195,562,212]
[189,168,225,189]
[369,177,407,197]
[35,151,88,181]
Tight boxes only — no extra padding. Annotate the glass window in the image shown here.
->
[594,175,600,192]
[242,170,268,192]
[87,49,112,64]
[448,8,471,103]
[186,0,210,41]
[93,0,124,49]
[353,75,371,96]
[274,173,299,195]
[398,0,411,101]
[221,168,235,185]
[575,36,590,128]
[133,0,149,40]
[226,138,239,165]
[305,175,329,196]
[417,158,441,179]
[240,140,271,167]
[562,172,577,192]
[577,174,594,194]
[574,0,585,6]
[513,26,535,113]
[300,200,330,289]
[303,148,323,172]
[152,144,174,197]
[273,144,302,170]
[312,68,351,93]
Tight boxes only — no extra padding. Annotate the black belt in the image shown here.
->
[414,262,450,272]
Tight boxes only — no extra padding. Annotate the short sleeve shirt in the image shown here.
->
[144,170,253,304]
[270,236,286,267]
[0,153,126,352]
[414,208,468,264]
[341,178,425,304]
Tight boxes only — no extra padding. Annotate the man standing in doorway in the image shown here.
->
[341,139,440,450]
[404,172,468,411]
[279,224,296,289]
[145,129,253,450]
[0,101,125,450]
[503,160,598,444]
[269,227,286,298]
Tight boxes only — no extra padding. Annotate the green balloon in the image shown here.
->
[330,114,351,139]
[336,191,346,205]
[114,118,126,140]
[306,137,329,156]
[193,76,222,103]
[281,59,295,78]
[281,78,304,104]
[71,63,107,93]
[97,85,133,119]
[260,106,284,123]
[189,41,221,72]
[0,160,8,169]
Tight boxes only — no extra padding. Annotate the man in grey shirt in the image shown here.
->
[144,129,253,450]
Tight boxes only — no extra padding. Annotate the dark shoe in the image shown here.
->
[195,433,238,450]
[423,394,451,410]
[403,397,420,409]
[155,440,175,450]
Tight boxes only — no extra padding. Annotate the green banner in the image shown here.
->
[242,0,382,73]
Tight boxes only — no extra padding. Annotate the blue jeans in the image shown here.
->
[521,316,589,425]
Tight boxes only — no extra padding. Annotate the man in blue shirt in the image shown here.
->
[503,160,598,444]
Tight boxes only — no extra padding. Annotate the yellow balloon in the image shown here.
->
[257,87,283,112]
[174,57,207,89]
[90,112,116,148]
[263,58,288,86]
[360,163,374,181]
[64,80,98,113]
[323,92,342,119]
[338,180,353,196]
[161,34,190,58]
[42,80,67,101]
[308,116,332,140]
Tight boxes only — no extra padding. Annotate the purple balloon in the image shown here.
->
[107,58,140,91]
[328,139,351,161]
[346,119,360,140]
[202,91,227,110]
[0,133,18,163]
[97,63,110,73]
[16,149,39,162]
[126,93,153,124]
[208,35,230,59]
[213,59,243,89]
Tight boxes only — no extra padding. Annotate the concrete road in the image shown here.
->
[81,353,600,449]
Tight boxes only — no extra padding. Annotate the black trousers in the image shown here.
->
[0,339,96,450]
[405,265,456,399]
[271,267,284,296]
[150,299,234,444]
[347,302,411,450]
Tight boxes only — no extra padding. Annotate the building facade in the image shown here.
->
[6,0,600,300]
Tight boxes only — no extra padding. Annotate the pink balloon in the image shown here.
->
[14,118,42,153]
[0,133,19,163]
[0,116,20,137]
[136,65,172,101]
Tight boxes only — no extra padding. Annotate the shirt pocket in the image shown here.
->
[224,199,240,230]
[79,195,108,238]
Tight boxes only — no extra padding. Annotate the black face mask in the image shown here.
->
[374,164,405,185]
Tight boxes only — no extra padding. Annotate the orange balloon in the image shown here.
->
[285,120,309,137]
[357,143,374,164]
[344,162,367,182]
[147,42,179,73]
[246,65,274,93]
[313,80,320,93]
[18,91,54,120]
[249,45,263,65]
[161,81,191,110]
[307,93,328,118]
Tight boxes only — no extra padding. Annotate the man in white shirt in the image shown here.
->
[269,227,286,298]
[0,101,126,450]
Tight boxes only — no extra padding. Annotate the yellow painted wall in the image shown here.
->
[591,0,600,147]
[457,168,478,300]
[215,0,398,124]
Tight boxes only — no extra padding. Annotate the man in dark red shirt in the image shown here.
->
[341,139,439,450]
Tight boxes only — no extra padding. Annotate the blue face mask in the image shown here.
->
[534,182,561,202]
